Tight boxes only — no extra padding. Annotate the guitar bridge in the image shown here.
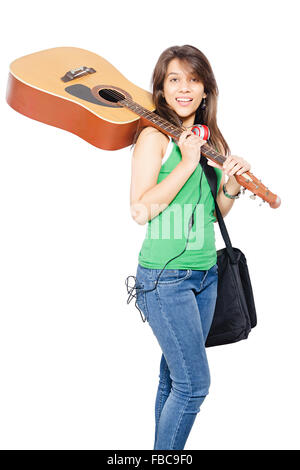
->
[61,66,96,83]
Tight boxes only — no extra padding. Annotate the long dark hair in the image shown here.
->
[132,44,230,156]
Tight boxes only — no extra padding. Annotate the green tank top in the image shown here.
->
[138,137,223,270]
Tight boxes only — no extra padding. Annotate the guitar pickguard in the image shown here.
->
[65,84,121,108]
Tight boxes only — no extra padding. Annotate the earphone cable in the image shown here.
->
[125,165,204,322]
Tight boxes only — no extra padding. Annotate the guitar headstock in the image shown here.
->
[235,172,281,208]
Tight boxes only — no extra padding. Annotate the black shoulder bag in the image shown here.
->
[200,157,257,348]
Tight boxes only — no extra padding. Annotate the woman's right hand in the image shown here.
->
[177,130,206,170]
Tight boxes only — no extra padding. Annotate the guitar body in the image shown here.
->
[6,47,281,207]
[6,47,155,150]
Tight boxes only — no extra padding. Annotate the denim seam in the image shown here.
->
[155,286,193,449]
[155,358,169,448]
[200,269,209,291]
[171,397,190,450]
[158,358,168,421]
[150,269,192,285]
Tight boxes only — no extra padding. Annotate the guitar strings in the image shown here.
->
[109,87,226,165]
[103,90,264,197]
[102,88,182,134]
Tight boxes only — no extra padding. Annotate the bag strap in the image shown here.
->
[200,156,237,264]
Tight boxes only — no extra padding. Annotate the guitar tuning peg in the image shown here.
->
[241,188,246,195]
[259,200,266,207]
[250,194,256,200]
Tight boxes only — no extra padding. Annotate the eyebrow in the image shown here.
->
[167,72,180,77]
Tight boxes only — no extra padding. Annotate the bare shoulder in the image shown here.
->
[130,127,169,209]
[138,125,168,142]
[134,126,169,158]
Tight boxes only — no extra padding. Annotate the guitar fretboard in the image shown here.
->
[120,97,225,165]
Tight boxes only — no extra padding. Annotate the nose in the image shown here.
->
[178,78,191,93]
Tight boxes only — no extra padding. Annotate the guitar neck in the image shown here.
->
[6,45,280,209]
[120,97,225,165]
[120,97,281,209]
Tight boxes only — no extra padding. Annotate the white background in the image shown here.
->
[0,0,299,450]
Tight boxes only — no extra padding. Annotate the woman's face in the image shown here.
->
[163,58,206,126]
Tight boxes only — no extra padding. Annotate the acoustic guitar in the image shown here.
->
[6,46,281,208]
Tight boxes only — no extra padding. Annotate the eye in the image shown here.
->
[170,78,178,82]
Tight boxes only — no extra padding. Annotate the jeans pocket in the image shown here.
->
[153,268,192,285]
[210,263,218,274]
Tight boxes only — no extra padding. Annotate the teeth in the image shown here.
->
[176,98,192,102]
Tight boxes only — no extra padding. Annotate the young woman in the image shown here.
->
[127,45,251,450]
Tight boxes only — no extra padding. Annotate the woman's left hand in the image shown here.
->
[207,155,251,177]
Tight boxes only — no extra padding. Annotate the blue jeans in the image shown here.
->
[135,263,218,450]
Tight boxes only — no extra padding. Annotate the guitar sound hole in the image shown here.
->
[98,88,125,103]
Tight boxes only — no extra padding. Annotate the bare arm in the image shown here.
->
[130,127,204,225]
[214,173,241,219]
[210,151,251,219]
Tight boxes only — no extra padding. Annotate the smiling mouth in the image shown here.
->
[176,98,193,102]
